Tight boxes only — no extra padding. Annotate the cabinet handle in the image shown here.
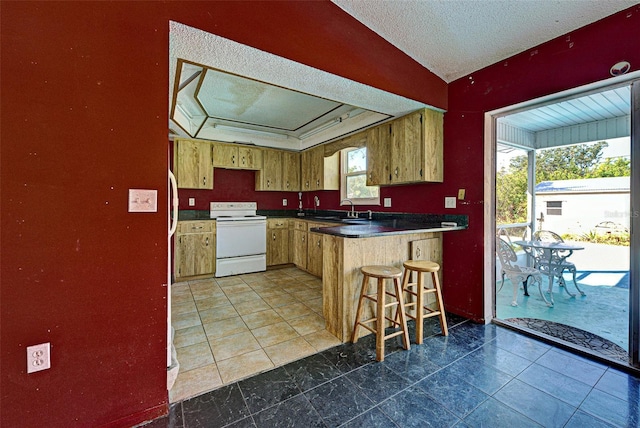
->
[192,226,204,230]
[316,179,320,186]
[419,169,423,177]
[394,167,399,177]
[232,155,236,165]
[286,181,289,188]
[267,179,270,187]
[416,247,421,258]
[203,176,206,185]
[242,156,246,165]
[317,239,321,247]
[302,236,305,243]
[206,237,209,246]
[273,233,276,241]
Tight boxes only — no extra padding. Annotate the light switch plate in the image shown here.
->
[282,199,287,206]
[457,188,466,200]
[445,197,456,209]
[384,198,392,207]
[128,189,158,212]
[188,198,195,206]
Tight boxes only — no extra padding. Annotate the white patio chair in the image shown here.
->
[531,230,586,297]
[496,236,550,306]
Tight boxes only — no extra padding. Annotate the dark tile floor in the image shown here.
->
[146,316,640,427]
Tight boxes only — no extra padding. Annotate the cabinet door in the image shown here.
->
[213,142,238,168]
[391,111,423,184]
[421,109,444,183]
[307,231,323,277]
[175,139,213,189]
[175,231,214,277]
[292,229,308,269]
[282,151,301,191]
[267,228,289,266]
[257,149,282,190]
[239,146,262,170]
[300,149,313,191]
[309,146,324,191]
[366,124,392,186]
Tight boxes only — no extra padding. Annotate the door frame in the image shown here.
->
[483,71,640,367]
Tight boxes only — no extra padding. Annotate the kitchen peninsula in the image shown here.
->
[310,217,466,342]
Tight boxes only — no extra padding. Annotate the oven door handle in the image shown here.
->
[216,220,266,227]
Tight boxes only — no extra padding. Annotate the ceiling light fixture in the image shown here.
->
[299,114,351,140]
[212,123,290,140]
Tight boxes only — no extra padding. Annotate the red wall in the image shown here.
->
[0,1,445,427]
[442,5,640,319]
[3,1,639,425]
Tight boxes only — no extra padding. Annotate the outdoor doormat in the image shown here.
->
[505,317,628,362]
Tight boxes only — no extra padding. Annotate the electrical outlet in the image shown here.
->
[27,343,51,373]
[282,198,287,206]
[188,198,196,206]
[445,197,457,209]
[384,198,392,207]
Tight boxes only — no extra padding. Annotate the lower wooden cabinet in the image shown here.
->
[307,231,323,277]
[292,221,308,270]
[174,220,215,280]
[266,219,289,266]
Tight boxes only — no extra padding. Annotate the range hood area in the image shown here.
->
[170,59,392,150]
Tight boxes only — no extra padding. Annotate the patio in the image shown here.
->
[496,241,630,363]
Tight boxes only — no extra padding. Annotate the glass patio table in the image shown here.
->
[513,240,585,305]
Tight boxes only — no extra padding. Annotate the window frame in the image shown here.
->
[546,200,563,216]
[339,147,380,206]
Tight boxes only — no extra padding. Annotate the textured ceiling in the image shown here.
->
[333,0,638,82]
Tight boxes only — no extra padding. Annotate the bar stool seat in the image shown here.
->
[351,265,410,361]
[400,260,448,344]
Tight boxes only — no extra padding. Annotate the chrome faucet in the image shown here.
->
[341,199,357,218]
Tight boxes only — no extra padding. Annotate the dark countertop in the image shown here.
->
[308,219,466,238]
[177,209,467,238]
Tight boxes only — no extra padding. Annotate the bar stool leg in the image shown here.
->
[433,272,448,336]
[394,277,411,350]
[376,277,386,361]
[351,274,369,343]
[415,271,425,344]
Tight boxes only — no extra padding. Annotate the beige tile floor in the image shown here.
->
[168,267,342,403]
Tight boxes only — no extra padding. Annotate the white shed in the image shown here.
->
[535,176,630,234]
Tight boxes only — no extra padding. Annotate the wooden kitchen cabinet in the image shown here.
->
[292,220,333,277]
[213,142,262,170]
[301,145,339,191]
[282,151,301,191]
[366,123,392,186]
[307,229,324,277]
[266,218,289,266]
[292,220,308,270]
[256,149,283,191]
[174,138,214,189]
[366,108,443,186]
[174,221,215,280]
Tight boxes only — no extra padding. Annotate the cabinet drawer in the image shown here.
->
[267,218,288,229]
[177,221,215,233]
[293,220,308,231]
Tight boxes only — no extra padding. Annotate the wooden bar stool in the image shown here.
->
[400,260,448,344]
[351,265,410,361]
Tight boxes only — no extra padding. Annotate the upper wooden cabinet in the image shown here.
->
[282,151,301,192]
[213,142,262,170]
[256,149,301,191]
[301,145,339,191]
[174,138,214,189]
[367,108,443,186]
